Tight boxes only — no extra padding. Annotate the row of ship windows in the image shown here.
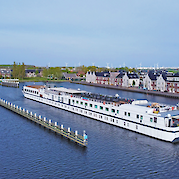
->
[71,107,140,128]
[46,100,157,127]
[25,89,39,94]
[72,99,157,123]
[38,98,158,124]
[72,100,120,113]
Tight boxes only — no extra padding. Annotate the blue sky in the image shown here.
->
[0,0,179,68]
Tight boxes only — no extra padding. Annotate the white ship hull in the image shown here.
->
[22,86,179,143]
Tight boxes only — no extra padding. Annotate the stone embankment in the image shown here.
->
[71,81,179,99]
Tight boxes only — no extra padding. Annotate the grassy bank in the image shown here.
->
[19,77,67,82]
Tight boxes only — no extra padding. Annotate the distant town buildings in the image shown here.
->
[25,69,43,77]
[86,70,179,93]
[1,65,179,93]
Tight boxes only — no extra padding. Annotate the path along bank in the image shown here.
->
[71,81,179,99]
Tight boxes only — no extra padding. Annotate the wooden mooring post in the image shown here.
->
[0,98,88,147]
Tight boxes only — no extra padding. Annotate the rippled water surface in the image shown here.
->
[0,82,179,178]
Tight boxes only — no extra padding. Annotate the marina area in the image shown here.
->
[0,99,88,147]
[1,82,179,178]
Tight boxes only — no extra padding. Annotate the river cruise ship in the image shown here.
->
[22,85,179,143]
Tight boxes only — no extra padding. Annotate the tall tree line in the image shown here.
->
[42,67,62,79]
[12,62,25,79]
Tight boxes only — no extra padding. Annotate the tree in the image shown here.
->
[21,62,25,79]
[42,67,62,79]
[35,70,39,76]
[12,61,18,78]
[12,62,25,79]
[42,68,48,77]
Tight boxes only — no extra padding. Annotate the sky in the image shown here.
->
[0,0,179,68]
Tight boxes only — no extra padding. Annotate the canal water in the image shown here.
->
[0,82,179,178]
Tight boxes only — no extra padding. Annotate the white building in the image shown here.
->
[156,74,166,92]
[86,72,97,83]
[122,72,139,87]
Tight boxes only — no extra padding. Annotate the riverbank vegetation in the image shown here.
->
[19,77,67,82]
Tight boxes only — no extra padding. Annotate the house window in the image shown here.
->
[111,109,115,113]
[116,120,118,123]
[95,105,97,108]
[85,103,88,106]
[140,115,143,120]
[81,102,83,105]
[150,118,153,122]
[76,101,79,104]
[90,104,92,107]
[128,113,130,117]
[72,100,74,103]
[124,122,126,126]
[154,117,157,123]
[106,107,109,111]
[124,112,127,116]
[117,110,119,114]
[100,106,103,110]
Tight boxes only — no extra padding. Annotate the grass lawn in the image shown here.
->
[19,77,66,82]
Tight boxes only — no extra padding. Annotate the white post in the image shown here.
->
[19,107,21,111]
[30,112,33,116]
[61,124,63,130]
[68,127,71,133]
[49,119,52,124]
[14,104,16,108]
[26,110,28,114]
[44,117,46,122]
[34,113,36,118]
[83,130,87,142]
[39,115,41,120]
[75,130,78,136]
[16,106,18,109]
[55,122,58,126]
